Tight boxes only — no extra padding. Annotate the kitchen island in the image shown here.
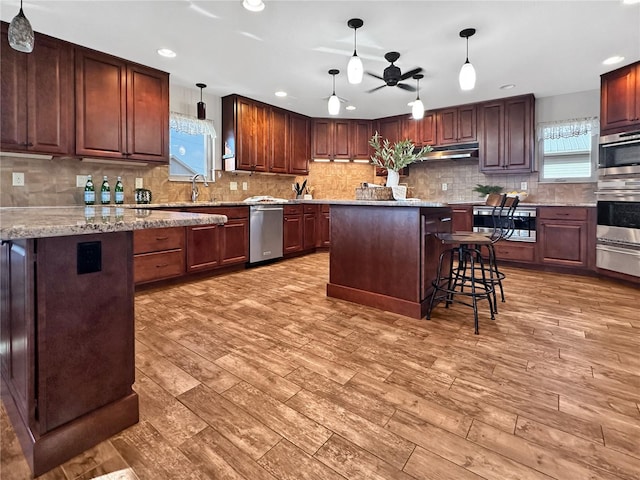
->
[326,201,452,319]
[0,206,226,477]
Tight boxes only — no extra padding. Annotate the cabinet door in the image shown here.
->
[333,120,351,159]
[186,224,220,272]
[436,108,457,145]
[312,119,332,158]
[220,219,249,266]
[377,117,401,143]
[1,29,27,151]
[451,205,473,233]
[318,208,331,247]
[600,63,639,133]
[126,64,169,162]
[253,101,269,172]
[458,105,477,142]
[419,112,436,146]
[76,49,127,158]
[503,95,533,171]
[303,212,317,250]
[478,101,504,171]
[538,220,589,268]
[401,115,420,143]
[283,214,303,253]
[289,113,310,174]
[351,120,372,159]
[270,107,289,173]
[237,98,255,170]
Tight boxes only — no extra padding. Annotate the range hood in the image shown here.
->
[419,142,479,160]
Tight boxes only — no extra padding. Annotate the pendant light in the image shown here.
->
[196,83,207,119]
[458,28,477,91]
[8,0,34,53]
[347,18,364,85]
[411,74,425,120]
[327,69,341,116]
[242,0,265,12]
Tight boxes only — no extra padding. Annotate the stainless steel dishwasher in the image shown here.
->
[249,205,284,264]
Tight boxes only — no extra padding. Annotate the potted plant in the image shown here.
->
[369,132,432,187]
[472,184,503,197]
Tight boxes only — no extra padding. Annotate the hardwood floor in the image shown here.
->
[2,252,639,479]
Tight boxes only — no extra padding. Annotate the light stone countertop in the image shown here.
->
[0,206,227,241]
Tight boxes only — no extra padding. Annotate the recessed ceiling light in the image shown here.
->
[500,84,516,90]
[603,55,625,65]
[275,91,287,97]
[157,48,176,58]
[346,105,356,111]
[623,0,640,5]
[243,0,265,12]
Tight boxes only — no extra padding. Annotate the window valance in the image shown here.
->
[537,117,599,140]
[169,112,217,137]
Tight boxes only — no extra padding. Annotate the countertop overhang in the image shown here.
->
[0,206,227,240]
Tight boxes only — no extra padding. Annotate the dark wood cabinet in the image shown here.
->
[451,204,473,232]
[478,94,534,173]
[1,24,73,155]
[318,204,331,248]
[600,61,640,134]
[283,204,304,254]
[303,204,318,251]
[75,48,169,163]
[401,114,421,144]
[374,116,408,176]
[220,217,249,265]
[134,227,186,283]
[232,96,269,172]
[537,207,594,269]
[1,233,138,476]
[270,107,289,173]
[186,224,220,272]
[289,112,311,174]
[351,120,373,159]
[436,105,476,145]
[311,118,350,159]
[419,112,437,146]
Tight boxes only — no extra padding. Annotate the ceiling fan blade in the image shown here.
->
[366,71,385,81]
[399,67,423,81]
[397,83,416,92]
[367,84,387,93]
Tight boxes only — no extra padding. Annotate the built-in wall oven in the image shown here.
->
[595,177,640,278]
[473,205,537,242]
[598,131,640,176]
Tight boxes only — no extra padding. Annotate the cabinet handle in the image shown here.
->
[155,236,169,240]
[156,263,169,268]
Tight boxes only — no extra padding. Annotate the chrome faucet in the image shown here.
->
[191,174,209,202]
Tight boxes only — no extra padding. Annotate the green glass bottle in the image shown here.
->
[84,175,95,205]
[100,175,111,204]
[115,176,124,204]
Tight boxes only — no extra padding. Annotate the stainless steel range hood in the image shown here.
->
[419,142,479,160]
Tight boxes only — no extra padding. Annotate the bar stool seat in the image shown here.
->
[426,232,496,334]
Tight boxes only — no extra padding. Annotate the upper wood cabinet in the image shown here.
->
[270,107,289,174]
[311,119,351,160]
[75,48,169,163]
[375,116,402,144]
[289,112,311,175]
[600,61,640,134]
[351,120,372,159]
[1,24,73,155]
[418,112,436,146]
[478,94,534,173]
[436,105,476,145]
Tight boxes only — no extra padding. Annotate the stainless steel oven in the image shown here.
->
[598,131,640,176]
[473,205,537,242]
[595,178,640,277]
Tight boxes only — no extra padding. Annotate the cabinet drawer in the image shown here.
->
[134,250,184,284]
[134,227,185,254]
[303,204,317,214]
[321,204,330,214]
[284,204,303,215]
[537,207,588,221]
[493,241,535,263]
[213,206,249,219]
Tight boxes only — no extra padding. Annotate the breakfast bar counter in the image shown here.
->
[326,201,452,319]
[0,206,225,476]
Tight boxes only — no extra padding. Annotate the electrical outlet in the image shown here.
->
[135,178,144,189]
[242,181,248,191]
[12,172,25,186]
[520,181,528,191]
[230,181,238,191]
[441,183,448,191]
[76,175,88,187]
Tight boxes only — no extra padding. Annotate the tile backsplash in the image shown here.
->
[0,155,595,207]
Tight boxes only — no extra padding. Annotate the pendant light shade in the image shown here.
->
[196,83,207,120]
[347,18,364,84]
[458,28,476,91]
[8,0,34,53]
[327,69,341,115]
[411,74,425,120]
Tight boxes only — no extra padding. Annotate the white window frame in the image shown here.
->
[537,117,599,184]
[168,112,216,182]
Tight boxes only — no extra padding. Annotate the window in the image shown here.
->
[169,113,216,181]
[538,117,598,183]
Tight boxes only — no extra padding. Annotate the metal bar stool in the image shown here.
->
[426,232,496,334]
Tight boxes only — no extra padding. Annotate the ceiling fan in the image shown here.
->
[366,52,422,93]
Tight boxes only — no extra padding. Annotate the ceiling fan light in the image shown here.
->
[459,61,476,91]
[347,54,363,84]
[8,1,34,53]
[328,94,341,115]
[412,98,425,120]
[242,0,265,12]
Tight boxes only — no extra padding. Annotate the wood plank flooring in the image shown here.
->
[2,252,639,479]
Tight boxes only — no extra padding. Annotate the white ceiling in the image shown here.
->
[2,1,639,119]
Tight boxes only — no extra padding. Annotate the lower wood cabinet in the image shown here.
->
[283,204,304,254]
[133,227,185,284]
[537,207,595,269]
[186,224,220,272]
[318,204,331,248]
[493,241,536,263]
[451,204,473,232]
[303,205,317,250]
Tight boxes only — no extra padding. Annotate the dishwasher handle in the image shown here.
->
[251,206,284,212]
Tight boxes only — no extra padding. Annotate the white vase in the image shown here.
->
[386,170,400,187]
